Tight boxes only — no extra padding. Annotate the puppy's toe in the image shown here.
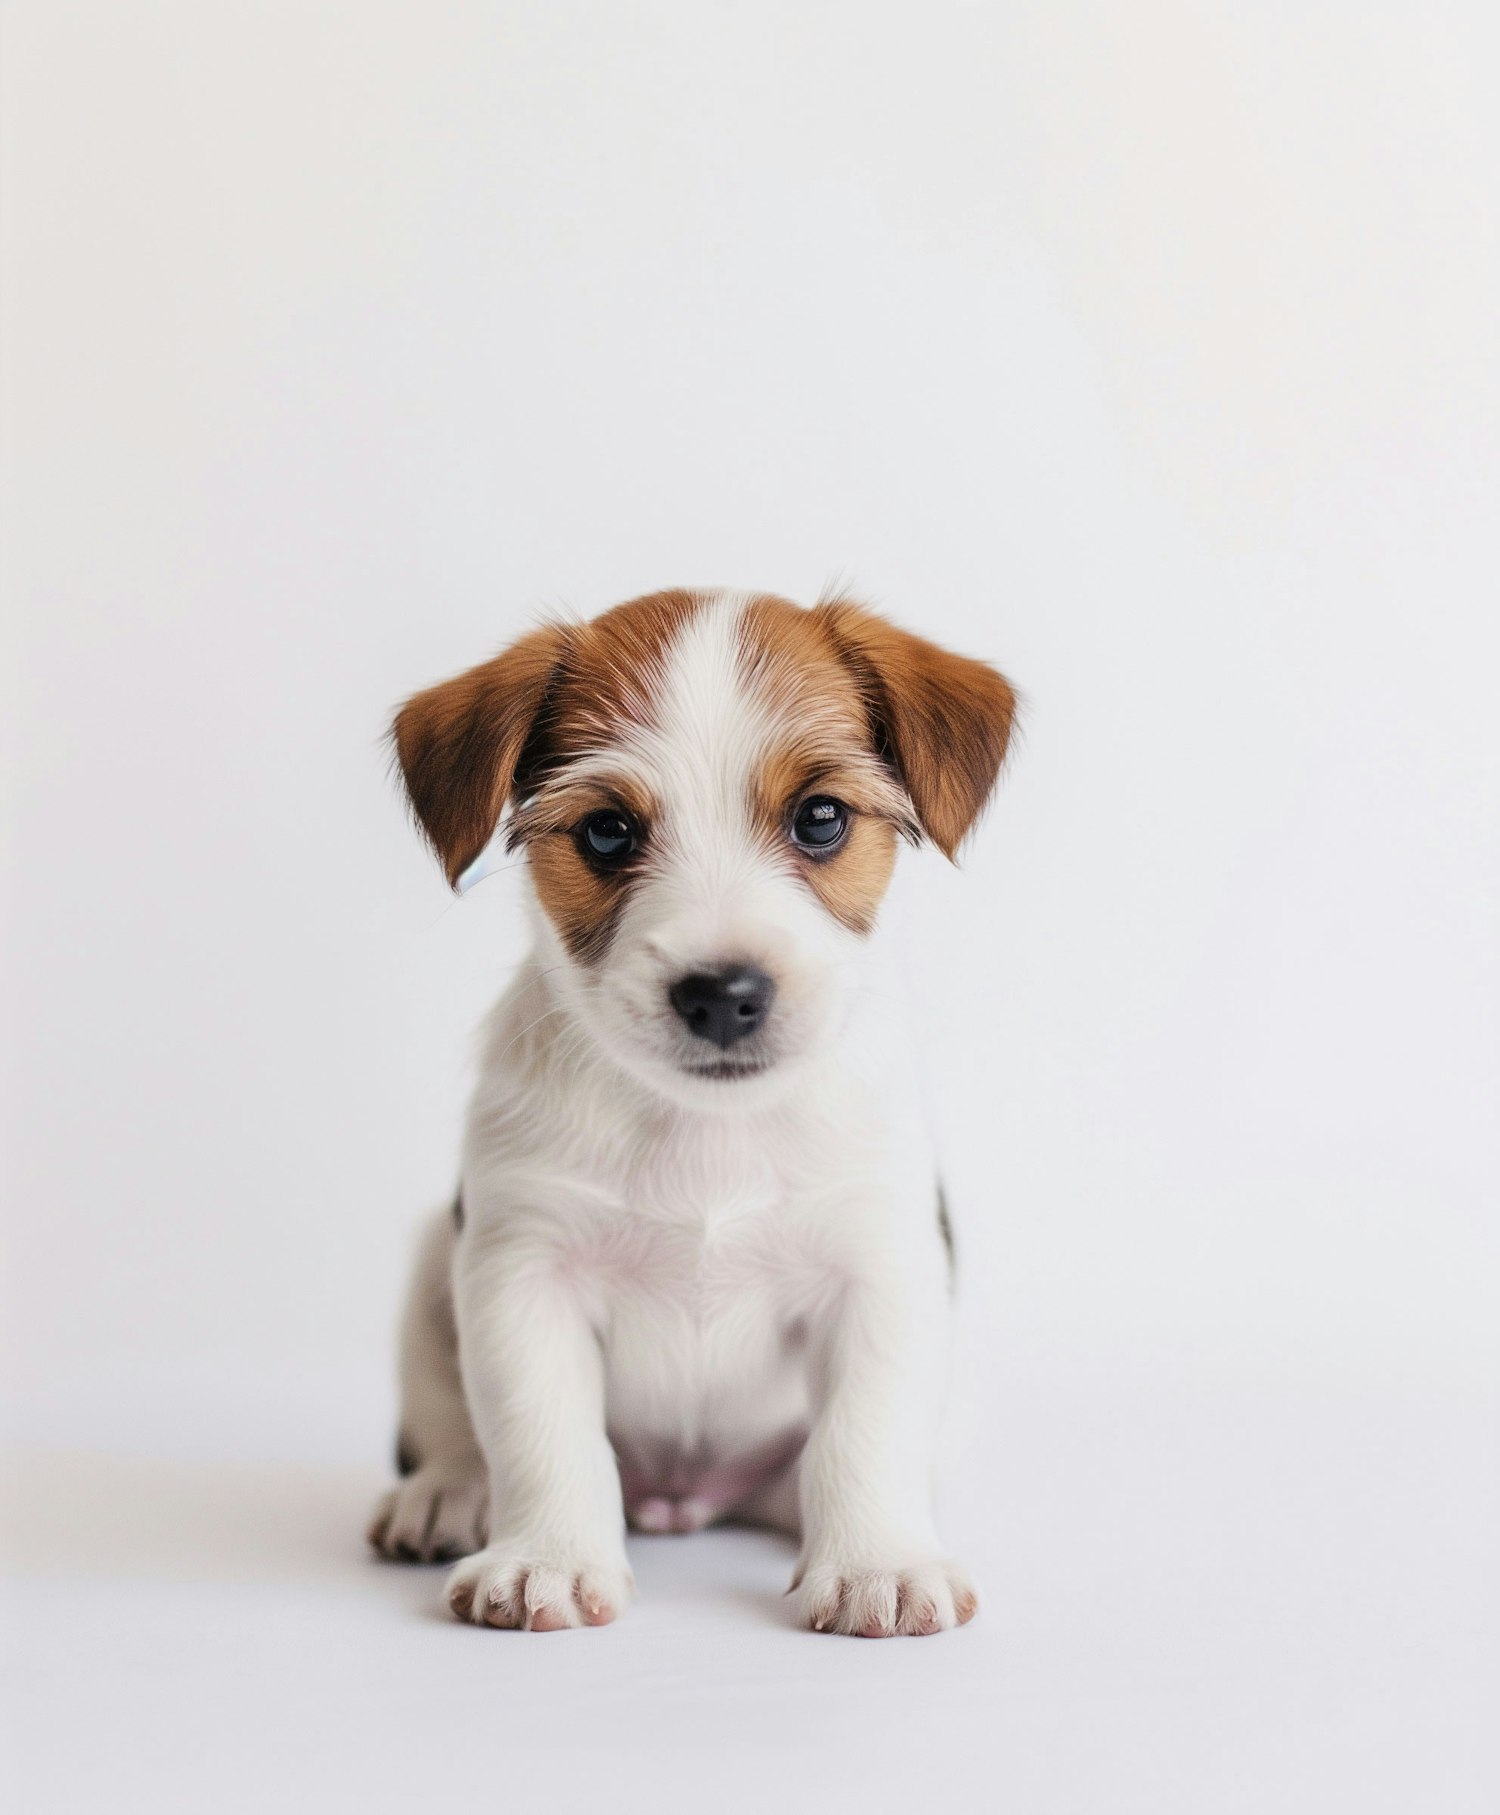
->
[793,1557,978,1638]
[367,1463,487,1563]
[365,1488,397,1553]
[445,1546,633,1631]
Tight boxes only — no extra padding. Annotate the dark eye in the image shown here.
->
[791,796,849,851]
[580,809,638,863]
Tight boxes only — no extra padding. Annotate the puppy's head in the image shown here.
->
[394,591,1015,1108]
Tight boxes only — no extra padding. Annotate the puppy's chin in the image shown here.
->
[585,1018,822,1114]
[648,1054,812,1114]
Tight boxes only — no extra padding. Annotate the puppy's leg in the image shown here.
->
[792,1246,977,1638]
[367,1204,488,1563]
[443,1227,633,1631]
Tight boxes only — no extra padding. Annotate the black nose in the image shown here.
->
[668,965,776,1049]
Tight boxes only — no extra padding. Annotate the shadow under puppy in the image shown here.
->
[369,588,1016,1636]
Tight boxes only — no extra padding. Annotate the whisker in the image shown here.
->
[488,1002,573,1069]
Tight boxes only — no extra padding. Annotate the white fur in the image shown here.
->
[375,595,976,1637]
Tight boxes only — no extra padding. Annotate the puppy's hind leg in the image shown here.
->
[367,1201,488,1563]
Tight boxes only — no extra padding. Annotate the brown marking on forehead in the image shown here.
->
[738,595,916,936]
[740,594,865,715]
[528,589,704,778]
[391,592,702,888]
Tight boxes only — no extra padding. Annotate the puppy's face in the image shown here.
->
[395,591,1014,1109]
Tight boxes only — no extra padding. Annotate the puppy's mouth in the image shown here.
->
[679,1056,772,1082]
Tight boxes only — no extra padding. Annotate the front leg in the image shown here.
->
[794,1254,977,1638]
[444,1226,632,1631]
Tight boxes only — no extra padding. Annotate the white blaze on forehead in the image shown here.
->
[643,592,771,850]
[512,592,783,821]
[578,591,790,936]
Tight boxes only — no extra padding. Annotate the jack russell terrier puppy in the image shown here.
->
[368,588,1016,1637]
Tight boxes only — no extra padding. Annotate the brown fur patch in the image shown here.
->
[541,589,702,759]
[799,812,900,935]
[748,741,904,935]
[507,592,699,962]
[392,622,568,885]
[521,774,655,966]
[810,599,1017,860]
[392,590,706,962]
[524,841,624,967]
[740,597,916,934]
[392,589,697,864]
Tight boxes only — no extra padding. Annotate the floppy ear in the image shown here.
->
[391,624,567,887]
[813,600,1017,860]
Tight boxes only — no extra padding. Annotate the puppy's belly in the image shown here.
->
[602,1294,808,1533]
[612,1428,805,1533]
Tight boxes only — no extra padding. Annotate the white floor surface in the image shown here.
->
[3,1372,1494,1814]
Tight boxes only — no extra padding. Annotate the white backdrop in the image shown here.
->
[2,4,1496,1811]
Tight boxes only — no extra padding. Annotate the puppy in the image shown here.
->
[367,589,1016,1636]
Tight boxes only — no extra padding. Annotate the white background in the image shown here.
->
[2,3,1496,1810]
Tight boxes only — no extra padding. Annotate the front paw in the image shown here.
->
[792,1556,978,1637]
[445,1542,634,1631]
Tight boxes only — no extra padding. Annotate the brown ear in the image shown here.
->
[391,624,567,886]
[813,601,1017,860]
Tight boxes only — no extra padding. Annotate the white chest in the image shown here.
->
[579,1131,828,1456]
